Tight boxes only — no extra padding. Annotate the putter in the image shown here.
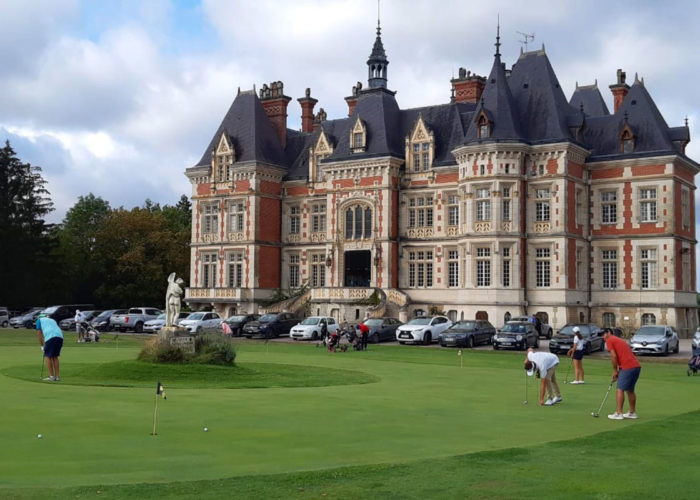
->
[523,370,528,405]
[40,350,44,380]
[591,380,615,417]
[564,357,573,384]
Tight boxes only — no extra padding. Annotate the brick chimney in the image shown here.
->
[259,81,292,148]
[344,81,362,117]
[609,69,630,114]
[451,68,486,104]
[297,88,318,133]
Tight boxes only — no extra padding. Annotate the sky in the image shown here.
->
[2,1,700,269]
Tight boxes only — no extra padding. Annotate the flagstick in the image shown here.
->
[152,393,159,436]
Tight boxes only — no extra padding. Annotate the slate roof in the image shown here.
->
[569,83,610,117]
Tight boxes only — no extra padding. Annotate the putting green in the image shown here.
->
[0,332,698,491]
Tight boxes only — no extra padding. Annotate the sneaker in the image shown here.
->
[570,381,579,385]
[578,380,585,384]
[623,412,638,419]
[42,376,54,381]
[607,412,624,420]
[54,377,60,382]
[552,396,563,404]
[543,399,554,406]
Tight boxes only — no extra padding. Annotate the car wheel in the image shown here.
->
[547,328,552,339]
[399,341,405,345]
[423,332,432,345]
[1,321,8,328]
[493,344,499,350]
[196,326,203,334]
[674,342,679,354]
[119,328,126,333]
[134,322,144,333]
[311,331,318,340]
[664,344,669,356]
[466,336,474,348]
[371,333,379,344]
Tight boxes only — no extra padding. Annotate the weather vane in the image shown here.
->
[517,31,535,52]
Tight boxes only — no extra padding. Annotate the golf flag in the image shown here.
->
[222,322,233,335]
[156,381,167,400]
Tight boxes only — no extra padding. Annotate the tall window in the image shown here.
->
[447,194,459,227]
[681,188,690,229]
[602,249,617,289]
[288,254,300,288]
[289,206,301,234]
[641,313,656,325]
[535,248,551,287]
[353,132,363,149]
[575,189,584,225]
[621,129,634,153]
[576,247,584,289]
[501,186,512,222]
[477,114,489,139]
[412,142,431,171]
[475,188,491,221]
[640,248,657,289]
[229,200,245,232]
[535,188,550,222]
[203,203,219,234]
[408,196,433,228]
[639,188,657,222]
[502,246,511,287]
[311,254,326,287]
[447,249,459,287]
[227,251,244,287]
[408,251,433,288]
[345,205,372,239]
[476,247,491,287]
[601,191,617,224]
[202,253,217,288]
[602,312,616,328]
[311,203,326,233]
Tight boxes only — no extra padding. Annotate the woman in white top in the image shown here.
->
[567,327,586,384]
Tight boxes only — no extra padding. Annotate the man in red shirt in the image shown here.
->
[601,328,641,420]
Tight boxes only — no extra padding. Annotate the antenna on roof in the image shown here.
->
[517,31,535,52]
[685,116,689,127]
[377,0,381,30]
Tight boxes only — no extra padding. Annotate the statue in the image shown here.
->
[165,273,185,327]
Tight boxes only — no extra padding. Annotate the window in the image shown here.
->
[535,188,550,222]
[227,251,244,288]
[575,189,584,225]
[641,313,656,325]
[535,248,550,287]
[621,129,634,153]
[576,247,584,289]
[602,249,617,289]
[408,250,433,288]
[289,206,300,234]
[601,191,617,224]
[538,164,545,176]
[477,114,490,139]
[681,188,690,229]
[479,164,486,176]
[476,247,491,287]
[311,203,326,233]
[475,188,491,221]
[345,205,372,239]
[411,142,431,171]
[501,186,512,222]
[353,133,363,149]
[504,163,511,174]
[289,254,300,288]
[229,200,245,232]
[447,194,459,227]
[202,253,217,288]
[639,188,657,222]
[602,312,616,328]
[502,246,511,287]
[311,254,326,287]
[202,203,219,234]
[640,248,657,289]
[504,311,511,323]
[447,249,459,287]
[408,196,433,228]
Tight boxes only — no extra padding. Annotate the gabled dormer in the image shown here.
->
[213,131,235,182]
[350,115,367,153]
[405,114,435,172]
[620,122,635,153]
[309,128,334,182]
[476,110,492,140]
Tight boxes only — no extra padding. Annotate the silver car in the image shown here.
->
[179,312,223,334]
[630,325,680,355]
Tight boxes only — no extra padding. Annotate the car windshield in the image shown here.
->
[559,325,591,335]
[42,306,59,314]
[94,311,113,320]
[227,315,247,322]
[187,313,205,320]
[635,326,664,336]
[300,317,321,325]
[364,319,383,326]
[451,321,477,330]
[407,318,431,326]
[259,314,278,322]
[502,323,528,333]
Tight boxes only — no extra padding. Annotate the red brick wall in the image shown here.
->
[259,197,280,242]
[546,158,558,175]
[197,183,212,196]
[631,165,665,176]
[234,179,250,193]
[623,240,633,289]
[286,185,310,196]
[359,176,382,187]
[334,179,354,189]
[391,189,399,239]
[566,180,583,234]
[591,167,624,180]
[568,161,584,178]
[260,181,282,195]
[391,242,399,289]
[257,246,280,288]
[436,172,458,184]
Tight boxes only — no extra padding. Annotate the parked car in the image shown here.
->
[396,316,453,345]
[220,314,260,336]
[630,325,680,355]
[110,308,162,333]
[10,308,44,328]
[693,328,700,351]
[549,324,604,354]
[143,312,191,333]
[179,312,223,334]
[41,304,95,326]
[0,307,9,328]
[439,319,496,348]
[243,312,300,338]
[492,321,539,350]
[59,310,102,331]
[290,316,339,340]
[362,317,403,343]
[89,309,128,332]
[508,315,553,339]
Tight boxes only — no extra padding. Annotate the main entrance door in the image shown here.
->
[344,250,371,287]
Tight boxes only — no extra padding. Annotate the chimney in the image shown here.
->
[609,69,630,114]
[297,88,318,133]
[259,81,292,148]
[451,68,486,104]
[312,108,327,132]
[344,81,362,117]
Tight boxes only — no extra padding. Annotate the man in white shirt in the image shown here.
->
[74,309,85,342]
[524,348,562,406]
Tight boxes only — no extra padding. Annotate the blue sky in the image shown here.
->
[2,0,699,280]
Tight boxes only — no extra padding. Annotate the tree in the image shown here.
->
[0,141,55,307]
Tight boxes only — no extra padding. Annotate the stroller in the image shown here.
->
[688,348,700,376]
[78,322,100,343]
[326,330,348,352]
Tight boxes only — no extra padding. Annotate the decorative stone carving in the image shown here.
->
[288,234,301,243]
[501,221,512,232]
[310,232,326,243]
[534,222,551,233]
[227,232,245,242]
[202,233,220,243]
[446,226,459,237]
[474,221,491,232]
[407,228,434,238]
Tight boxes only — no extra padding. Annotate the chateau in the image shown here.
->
[184,22,698,336]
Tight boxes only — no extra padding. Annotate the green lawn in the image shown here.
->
[1,329,698,499]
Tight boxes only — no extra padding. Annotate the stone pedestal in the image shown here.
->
[159,326,195,354]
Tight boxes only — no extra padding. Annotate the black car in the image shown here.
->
[439,320,496,348]
[492,322,539,350]
[89,309,128,332]
[41,304,95,325]
[222,314,260,336]
[362,317,402,343]
[243,312,299,338]
[549,324,605,354]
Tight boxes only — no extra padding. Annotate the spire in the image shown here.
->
[495,15,501,57]
[367,0,389,89]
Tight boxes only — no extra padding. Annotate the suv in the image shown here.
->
[549,324,604,354]
[0,308,9,328]
[630,325,679,355]
[439,319,495,348]
[508,315,553,339]
[396,316,452,345]
[243,312,299,338]
[41,304,95,325]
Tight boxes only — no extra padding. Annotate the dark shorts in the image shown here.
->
[44,337,63,358]
[617,366,641,392]
[572,350,584,360]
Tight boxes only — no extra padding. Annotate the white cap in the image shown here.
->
[573,326,580,333]
[526,363,536,377]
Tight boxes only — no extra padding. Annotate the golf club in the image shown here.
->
[564,356,573,384]
[591,379,615,417]
[523,370,528,404]
[40,348,44,380]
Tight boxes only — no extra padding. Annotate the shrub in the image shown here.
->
[137,334,236,366]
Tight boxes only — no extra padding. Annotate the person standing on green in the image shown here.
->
[36,313,64,382]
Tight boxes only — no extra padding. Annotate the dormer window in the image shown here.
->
[309,129,333,182]
[621,127,634,153]
[477,112,491,139]
[214,132,235,182]
[405,114,435,172]
[350,116,367,153]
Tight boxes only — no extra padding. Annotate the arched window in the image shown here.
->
[344,205,372,240]
[602,312,616,328]
[478,114,490,139]
[621,127,634,153]
[642,313,656,325]
[504,311,511,323]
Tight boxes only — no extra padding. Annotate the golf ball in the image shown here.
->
[37,434,42,439]
[203,427,208,432]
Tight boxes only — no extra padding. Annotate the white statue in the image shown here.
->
[165,272,185,327]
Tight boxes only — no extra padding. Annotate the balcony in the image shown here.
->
[185,287,250,302]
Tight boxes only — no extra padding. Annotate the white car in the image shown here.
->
[396,316,453,345]
[179,312,223,334]
[143,312,190,333]
[630,325,680,355]
[290,316,339,340]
